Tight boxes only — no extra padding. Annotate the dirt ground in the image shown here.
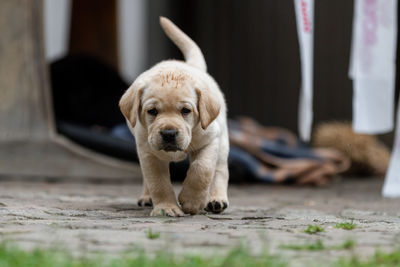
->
[0,177,399,266]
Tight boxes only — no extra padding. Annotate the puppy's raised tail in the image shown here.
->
[160,16,207,72]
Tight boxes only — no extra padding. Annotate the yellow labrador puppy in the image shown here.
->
[119,17,229,216]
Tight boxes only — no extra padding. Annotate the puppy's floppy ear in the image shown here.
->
[119,82,144,127]
[196,87,220,130]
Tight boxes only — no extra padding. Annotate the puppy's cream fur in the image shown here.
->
[119,17,229,216]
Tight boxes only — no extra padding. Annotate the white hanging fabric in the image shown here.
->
[383,93,400,197]
[349,0,399,197]
[294,0,315,142]
[349,0,398,134]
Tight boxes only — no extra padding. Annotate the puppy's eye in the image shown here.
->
[147,108,158,116]
[181,107,191,115]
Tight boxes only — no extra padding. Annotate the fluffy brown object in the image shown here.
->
[312,122,391,176]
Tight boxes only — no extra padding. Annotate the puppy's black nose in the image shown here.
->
[160,129,178,143]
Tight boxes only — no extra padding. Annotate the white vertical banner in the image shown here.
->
[383,94,400,197]
[294,0,314,142]
[349,0,398,134]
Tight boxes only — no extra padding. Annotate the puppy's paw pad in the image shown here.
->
[137,196,153,207]
[205,199,228,214]
[180,202,205,215]
[150,204,184,217]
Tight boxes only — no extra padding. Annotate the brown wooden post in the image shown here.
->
[69,0,119,70]
[0,0,141,180]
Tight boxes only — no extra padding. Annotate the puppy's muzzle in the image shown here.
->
[160,129,181,152]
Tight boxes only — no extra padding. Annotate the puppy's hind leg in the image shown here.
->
[137,179,152,207]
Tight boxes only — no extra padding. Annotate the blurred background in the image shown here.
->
[0,0,398,183]
[44,0,399,141]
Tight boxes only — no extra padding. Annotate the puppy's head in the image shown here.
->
[119,70,220,153]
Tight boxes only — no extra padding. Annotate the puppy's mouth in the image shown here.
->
[160,144,182,152]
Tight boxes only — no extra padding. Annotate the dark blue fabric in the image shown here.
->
[260,140,321,160]
[229,146,275,183]
[111,124,135,143]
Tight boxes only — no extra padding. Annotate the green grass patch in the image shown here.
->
[335,221,356,230]
[146,228,160,240]
[334,239,356,250]
[280,240,325,251]
[336,249,400,267]
[1,241,399,267]
[0,243,287,267]
[304,225,325,234]
[281,239,356,252]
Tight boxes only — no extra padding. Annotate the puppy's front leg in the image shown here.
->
[139,151,183,217]
[178,141,218,214]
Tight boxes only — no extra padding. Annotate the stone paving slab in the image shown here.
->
[0,178,399,266]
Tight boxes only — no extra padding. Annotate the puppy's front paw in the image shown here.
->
[137,195,153,207]
[205,197,229,214]
[178,189,208,215]
[150,203,184,217]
